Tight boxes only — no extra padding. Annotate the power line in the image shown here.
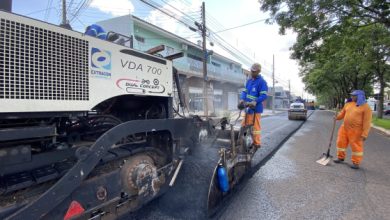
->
[81,5,200,14]
[201,13,268,66]
[158,0,201,23]
[73,14,87,28]
[67,0,75,14]
[69,0,93,23]
[152,2,297,92]
[139,0,196,30]
[209,33,291,88]
[69,0,86,22]
[214,18,267,33]
[207,25,290,86]
[202,11,274,65]
[135,1,258,82]
[26,7,57,16]
[205,12,229,32]
[172,0,192,7]
[210,32,255,64]
[77,0,296,91]
[43,0,53,21]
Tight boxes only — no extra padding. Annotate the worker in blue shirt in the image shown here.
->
[238,63,268,149]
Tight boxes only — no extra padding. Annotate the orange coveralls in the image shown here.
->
[241,113,261,145]
[336,102,372,165]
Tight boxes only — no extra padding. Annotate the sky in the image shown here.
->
[11,0,313,99]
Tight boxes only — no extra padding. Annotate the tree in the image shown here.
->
[364,24,390,118]
[301,26,377,107]
[259,0,389,62]
[259,0,390,117]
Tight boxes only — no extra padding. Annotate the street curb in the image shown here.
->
[371,123,390,137]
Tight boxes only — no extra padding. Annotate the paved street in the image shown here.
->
[2,1,389,219]
[220,110,390,220]
[127,112,307,219]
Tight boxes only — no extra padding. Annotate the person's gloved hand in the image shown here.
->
[237,100,245,110]
[247,101,257,108]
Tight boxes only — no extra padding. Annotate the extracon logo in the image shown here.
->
[90,47,112,79]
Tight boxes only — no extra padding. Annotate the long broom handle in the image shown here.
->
[326,110,339,156]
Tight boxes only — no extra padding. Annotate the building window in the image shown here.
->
[188,53,203,62]
[213,89,223,110]
[189,87,203,112]
[211,61,221,67]
[135,35,145,43]
[165,46,174,56]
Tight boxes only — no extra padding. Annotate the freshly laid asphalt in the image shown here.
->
[219,110,390,220]
[126,112,307,219]
[126,110,389,219]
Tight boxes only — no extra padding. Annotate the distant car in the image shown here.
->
[385,103,390,115]
[288,102,307,120]
[319,105,326,110]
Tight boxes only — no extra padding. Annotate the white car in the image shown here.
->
[288,102,307,120]
[319,105,326,110]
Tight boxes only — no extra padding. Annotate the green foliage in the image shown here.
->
[259,0,390,62]
[302,25,382,102]
[259,0,390,114]
[372,116,390,130]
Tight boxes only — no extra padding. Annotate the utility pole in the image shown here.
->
[288,79,291,105]
[201,2,208,119]
[272,54,275,113]
[62,0,66,25]
[60,0,72,29]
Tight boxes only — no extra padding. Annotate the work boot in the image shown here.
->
[253,144,261,149]
[350,164,360,169]
[333,158,344,163]
[248,144,260,154]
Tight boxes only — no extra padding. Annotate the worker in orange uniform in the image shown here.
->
[238,63,268,151]
[334,90,372,169]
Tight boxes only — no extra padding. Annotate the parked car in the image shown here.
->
[288,102,307,120]
[319,105,326,110]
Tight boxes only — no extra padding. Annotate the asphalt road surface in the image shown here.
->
[124,112,309,219]
[220,110,390,220]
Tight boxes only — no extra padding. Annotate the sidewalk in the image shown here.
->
[371,123,390,136]
[220,110,390,220]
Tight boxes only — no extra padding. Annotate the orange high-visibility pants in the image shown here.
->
[336,125,364,165]
[241,113,261,145]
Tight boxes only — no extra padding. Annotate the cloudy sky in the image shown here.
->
[12,0,311,98]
